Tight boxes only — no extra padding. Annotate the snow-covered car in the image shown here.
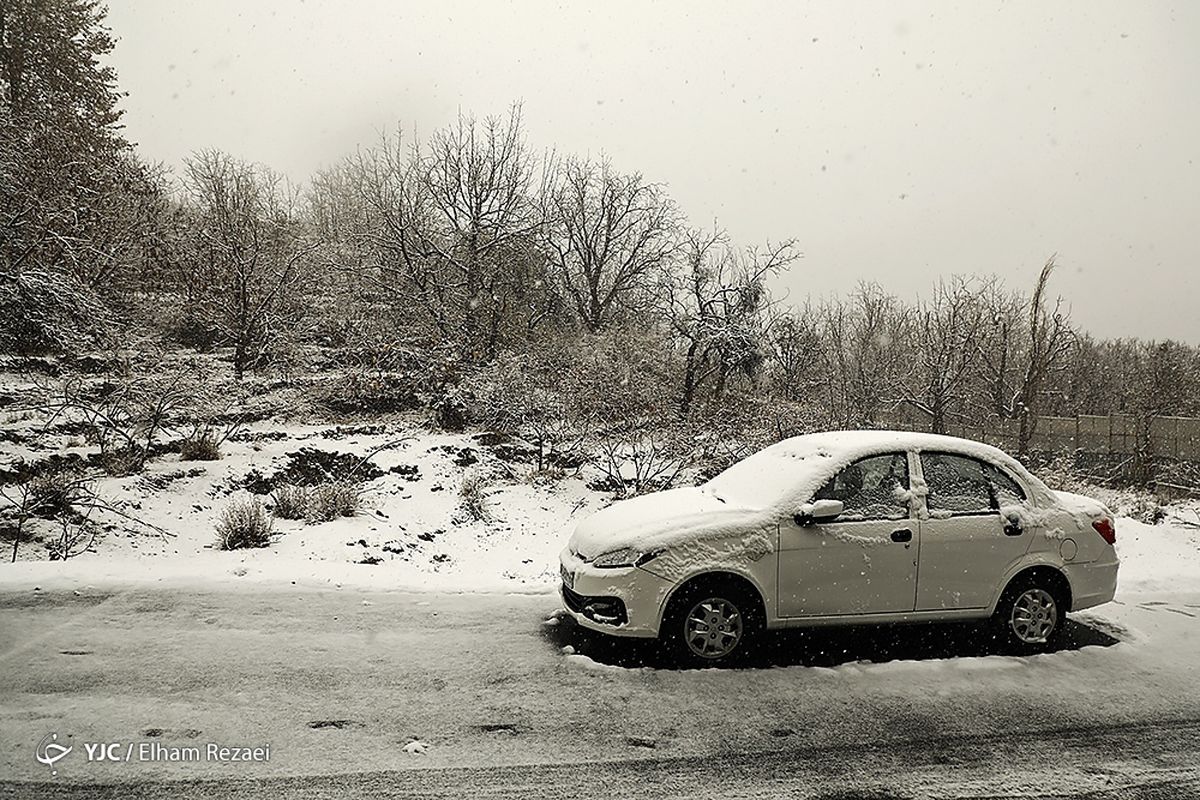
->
[559,430,1119,665]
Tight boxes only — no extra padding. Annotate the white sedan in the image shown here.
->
[559,431,1119,665]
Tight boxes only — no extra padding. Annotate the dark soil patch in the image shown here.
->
[230,430,289,443]
[0,453,89,485]
[427,444,479,467]
[307,719,363,730]
[66,354,124,374]
[0,355,61,376]
[0,429,27,444]
[241,448,384,494]
[136,468,206,493]
[389,464,421,480]
[320,425,388,439]
[624,736,658,749]
[473,432,512,446]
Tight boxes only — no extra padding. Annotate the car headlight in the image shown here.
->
[590,546,663,569]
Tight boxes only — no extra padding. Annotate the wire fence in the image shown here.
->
[880,408,1200,492]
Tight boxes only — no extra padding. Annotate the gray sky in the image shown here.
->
[105,1,1200,343]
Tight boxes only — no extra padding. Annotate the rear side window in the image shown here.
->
[814,453,910,521]
[921,453,1026,516]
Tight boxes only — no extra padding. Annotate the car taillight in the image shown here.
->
[1092,517,1116,545]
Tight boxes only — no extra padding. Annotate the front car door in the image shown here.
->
[777,452,919,617]
[915,452,1033,611]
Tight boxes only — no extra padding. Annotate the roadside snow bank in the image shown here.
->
[1112,507,1200,594]
[1,424,607,594]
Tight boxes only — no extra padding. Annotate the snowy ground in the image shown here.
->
[2,419,609,593]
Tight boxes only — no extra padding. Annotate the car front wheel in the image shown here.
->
[662,582,763,667]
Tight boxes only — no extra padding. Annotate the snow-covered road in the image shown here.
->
[1,582,1198,798]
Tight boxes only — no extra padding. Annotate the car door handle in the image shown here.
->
[1004,519,1023,536]
[891,528,913,543]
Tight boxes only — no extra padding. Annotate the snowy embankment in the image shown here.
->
[1,422,608,593]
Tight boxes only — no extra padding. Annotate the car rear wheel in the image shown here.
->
[662,581,763,667]
[994,576,1065,653]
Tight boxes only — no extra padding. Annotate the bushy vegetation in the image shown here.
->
[270,484,309,521]
[458,472,491,522]
[215,497,275,550]
[304,482,360,522]
[179,431,222,461]
[270,481,359,523]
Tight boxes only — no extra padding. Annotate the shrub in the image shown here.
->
[99,446,146,477]
[168,311,222,352]
[271,484,309,520]
[458,471,490,521]
[215,497,274,550]
[180,431,222,461]
[25,467,87,519]
[305,482,360,522]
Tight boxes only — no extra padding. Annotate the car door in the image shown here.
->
[777,452,919,617]
[915,452,1034,611]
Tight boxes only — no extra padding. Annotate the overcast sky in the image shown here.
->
[105,1,1199,343]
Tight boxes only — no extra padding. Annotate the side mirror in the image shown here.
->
[794,499,844,527]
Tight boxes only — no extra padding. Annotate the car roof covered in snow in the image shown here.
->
[764,429,1020,463]
[705,429,1049,511]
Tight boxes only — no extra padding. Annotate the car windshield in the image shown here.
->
[704,448,811,510]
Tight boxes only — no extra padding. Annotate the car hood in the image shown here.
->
[568,486,771,559]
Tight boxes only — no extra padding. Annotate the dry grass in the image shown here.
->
[215,497,274,550]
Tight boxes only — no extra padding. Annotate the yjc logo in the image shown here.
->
[35,732,72,776]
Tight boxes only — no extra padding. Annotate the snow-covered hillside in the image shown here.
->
[2,422,610,592]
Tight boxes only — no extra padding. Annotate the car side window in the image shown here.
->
[921,453,995,516]
[984,462,1026,506]
[814,453,910,521]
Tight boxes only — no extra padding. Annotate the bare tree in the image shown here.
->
[975,281,1027,420]
[816,284,908,428]
[545,156,679,331]
[905,276,988,434]
[180,150,314,378]
[665,227,801,416]
[1012,256,1075,454]
[765,306,826,404]
[342,107,552,360]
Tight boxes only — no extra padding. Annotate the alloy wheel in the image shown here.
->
[1010,588,1058,644]
[684,597,744,659]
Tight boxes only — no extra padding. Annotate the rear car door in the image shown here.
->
[777,452,919,617]
[915,452,1033,611]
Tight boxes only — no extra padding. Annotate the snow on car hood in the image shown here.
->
[568,486,773,559]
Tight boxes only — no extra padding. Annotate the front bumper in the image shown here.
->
[558,547,674,638]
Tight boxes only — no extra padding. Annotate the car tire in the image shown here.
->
[661,580,764,668]
[992,574,1066,654]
